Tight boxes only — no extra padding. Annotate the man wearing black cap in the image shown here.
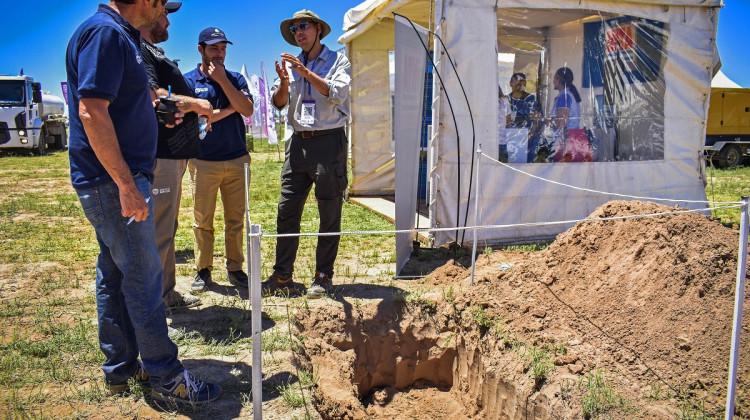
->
[262,10,351,299]
[183,27,254,292]
[139,1,212,310]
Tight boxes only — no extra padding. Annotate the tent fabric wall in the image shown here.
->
[348,22,396,195]
[341,0,721,246]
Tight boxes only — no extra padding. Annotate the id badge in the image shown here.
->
[300,100,316,125]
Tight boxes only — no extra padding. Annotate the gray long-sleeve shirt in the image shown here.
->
[272,45,351,131]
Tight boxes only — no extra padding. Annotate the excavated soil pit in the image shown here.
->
[294,200,750,419]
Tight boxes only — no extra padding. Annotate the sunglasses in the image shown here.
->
[289,21,313,35]
[160,0,168,5]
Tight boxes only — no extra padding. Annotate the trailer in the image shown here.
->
[0,75,67,155]
[705,87,750,168]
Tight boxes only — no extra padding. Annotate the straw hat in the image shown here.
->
[280,10,331,47]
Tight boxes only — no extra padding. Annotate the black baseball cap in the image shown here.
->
[165,1,182,13]
[199,27,233,45]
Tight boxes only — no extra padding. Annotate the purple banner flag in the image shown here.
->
[61,82,68,104]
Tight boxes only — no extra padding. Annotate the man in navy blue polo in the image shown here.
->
[183,27,254,292]
[66,0,220,404]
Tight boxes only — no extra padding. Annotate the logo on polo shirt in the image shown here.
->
[136,53,142,64]
[195,87,209,94]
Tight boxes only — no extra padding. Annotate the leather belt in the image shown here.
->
[294,127,343,139]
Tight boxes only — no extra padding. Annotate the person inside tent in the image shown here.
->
[498,85,510,162]
[529,67,592,162]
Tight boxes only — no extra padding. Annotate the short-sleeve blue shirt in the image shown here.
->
[508,93,541,129]
[552,88,581,130]
[183,65,252,161]
[65,4,158,189]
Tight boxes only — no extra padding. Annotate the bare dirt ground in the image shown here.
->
[4,198,749,419]
[293,200,750,419]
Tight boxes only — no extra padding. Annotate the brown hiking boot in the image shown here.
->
[307,271,333,299]
[261,273,296,296]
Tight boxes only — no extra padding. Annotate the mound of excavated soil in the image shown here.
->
[294,200,750,419]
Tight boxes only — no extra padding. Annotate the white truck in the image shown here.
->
[0,75,67,155]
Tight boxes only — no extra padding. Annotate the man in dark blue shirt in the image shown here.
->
[183,27,254,292]
[66,0,220,404]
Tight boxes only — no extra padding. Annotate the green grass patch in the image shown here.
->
[580,369,631,418]
[706,165,750,226]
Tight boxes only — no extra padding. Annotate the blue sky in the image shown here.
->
[0,0,747,104]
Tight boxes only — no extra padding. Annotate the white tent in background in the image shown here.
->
[340,0,720,248]
[712,69,741,88]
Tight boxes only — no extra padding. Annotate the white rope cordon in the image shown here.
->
[480,152,743,206]
[254,204,742,239]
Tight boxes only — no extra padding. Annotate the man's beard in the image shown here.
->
[202,52,221,68]
[151,27,168,44]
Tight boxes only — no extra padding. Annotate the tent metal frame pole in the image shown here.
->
[725,196,749,420]
[470,146,482,286]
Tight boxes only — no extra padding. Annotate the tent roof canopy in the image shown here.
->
[712,70,742,88]
[340,0,723,44]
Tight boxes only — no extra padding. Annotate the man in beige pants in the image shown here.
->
[183,27,254,291]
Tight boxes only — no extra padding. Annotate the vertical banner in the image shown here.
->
[260,62,278,145]
[240,64,254,127]
[60,82,68,105]
[249,74,262,129]
[258,74,268,138]
[394,15,429,275]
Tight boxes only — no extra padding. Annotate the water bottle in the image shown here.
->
[198,116,208,140]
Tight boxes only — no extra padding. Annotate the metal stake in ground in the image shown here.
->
[250,223,263,419]
[244,162,263,419]
[725,196,749,420]
[244,163,252,289]
[470,146,482,286]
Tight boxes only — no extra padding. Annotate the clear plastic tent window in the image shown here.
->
[497,8,668,164]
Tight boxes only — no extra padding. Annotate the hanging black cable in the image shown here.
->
[393,13,464,244]
[429,30,477,246]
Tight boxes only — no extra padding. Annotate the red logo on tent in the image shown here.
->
[606,25,634,54]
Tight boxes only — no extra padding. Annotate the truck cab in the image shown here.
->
[0,75,67,155]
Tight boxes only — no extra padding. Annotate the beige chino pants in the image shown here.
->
[188,154,250,273]
[151,158,188,299]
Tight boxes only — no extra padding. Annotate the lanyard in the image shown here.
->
[303,55,317,96]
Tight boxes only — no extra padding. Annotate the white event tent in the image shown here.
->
[340,0,722,246]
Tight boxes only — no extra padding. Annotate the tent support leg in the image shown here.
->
[470,147,482,286]
[725,196,749,420]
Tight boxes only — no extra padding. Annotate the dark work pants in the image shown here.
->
[273,128,348,279]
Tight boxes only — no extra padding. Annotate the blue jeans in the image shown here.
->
[76,174,182,386]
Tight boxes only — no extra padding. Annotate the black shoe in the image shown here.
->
[227,270,248,288]
[191,269,211,292]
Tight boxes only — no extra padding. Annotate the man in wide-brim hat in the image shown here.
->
[279,9,331,48]
[263,10,351,300]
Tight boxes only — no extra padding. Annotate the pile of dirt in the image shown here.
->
[294,200,750,419]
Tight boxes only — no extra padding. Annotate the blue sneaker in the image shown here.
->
[151,369,221,404]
